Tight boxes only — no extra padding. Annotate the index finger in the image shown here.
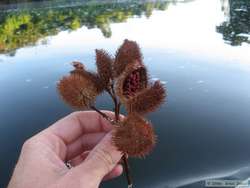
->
[45,110,116,145]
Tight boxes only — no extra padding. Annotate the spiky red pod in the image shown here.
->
[112,114,156,158]
[95,49,113,88]
[72,61,85,70]
[57,74,99,109]
[114,39,143,77]
[125,81,166,115]
[115,62,148,103]
[70,62,104,93]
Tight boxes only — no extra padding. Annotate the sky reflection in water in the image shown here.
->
[0,0,250,188]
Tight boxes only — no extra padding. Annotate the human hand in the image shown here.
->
[7,111,123,188]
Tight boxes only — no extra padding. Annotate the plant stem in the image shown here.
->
[109,85,133,188]
[90,105,116,125]
[122,155,133,188]
[94,83,133,188]
[91,104,133,187]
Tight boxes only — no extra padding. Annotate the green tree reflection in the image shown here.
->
[0,1,169,55]
[217,0,250,46]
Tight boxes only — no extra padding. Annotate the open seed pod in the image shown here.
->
[70,61,104,93]
[125,80,166,115]
[72,61,85,70]
[112,114,156,158]
[57,73,99,109]
[95,49,113,88]
[114,39,143,77]
[115,61,148,103]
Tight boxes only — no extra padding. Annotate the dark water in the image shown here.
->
[0,0,250,187]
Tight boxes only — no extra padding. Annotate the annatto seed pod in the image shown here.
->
[112,114,156,158]
[115,62,148,103]
[57,73,99,109]
[114,39,143,77]
[125,80,166,115]
[70,61,104,94]
[95,49,113,89]
[72,61,85,70]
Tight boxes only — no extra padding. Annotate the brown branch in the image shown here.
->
[90,105,116,125]
[122,155,133,188]
[109,84,133,188]
[95,82,133,188]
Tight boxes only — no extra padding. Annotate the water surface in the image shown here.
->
[0,0,250,187]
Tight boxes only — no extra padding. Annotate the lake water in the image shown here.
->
[0,0,250,187]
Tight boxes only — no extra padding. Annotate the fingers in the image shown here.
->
[103,164,123,181]
[70,151,123,181]
[67,132,122,185]
[70,151,90,167]
[45,111,116,145]
[66,132,105,160]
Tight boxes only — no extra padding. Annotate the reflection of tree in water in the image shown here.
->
[217,0,250,46]
[0,1,170,55]
[0,0,44,3]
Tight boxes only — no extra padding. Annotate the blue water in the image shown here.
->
[0,0,250,187]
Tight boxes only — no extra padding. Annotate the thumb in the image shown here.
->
[69,132,122,185]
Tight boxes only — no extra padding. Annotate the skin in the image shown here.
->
[8,111,123,188]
